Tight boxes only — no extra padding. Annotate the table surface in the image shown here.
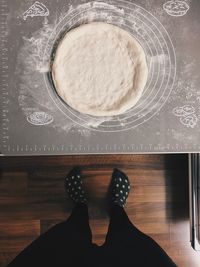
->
[1,0,200,156]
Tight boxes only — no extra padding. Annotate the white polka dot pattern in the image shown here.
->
[111,169,130,207]
[65,168,87,204]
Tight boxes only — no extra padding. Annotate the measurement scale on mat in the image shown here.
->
[0,0,9,153]
[4,143,200,155]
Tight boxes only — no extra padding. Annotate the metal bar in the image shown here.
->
[189,153,200,251]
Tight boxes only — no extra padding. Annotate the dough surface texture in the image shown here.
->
[52,22,148,116]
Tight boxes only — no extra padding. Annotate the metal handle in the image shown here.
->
[189,153,200,251]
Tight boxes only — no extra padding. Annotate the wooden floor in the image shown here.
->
[0,155,200,267]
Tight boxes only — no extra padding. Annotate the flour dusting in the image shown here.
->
[17,0,176,133]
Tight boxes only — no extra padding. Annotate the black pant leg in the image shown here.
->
[7,204,92,267]
[104,205,177,267]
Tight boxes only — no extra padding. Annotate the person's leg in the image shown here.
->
[7,168,92,267]
[104,169,177,267]
[7,203,92,267]
[105,205,176,266]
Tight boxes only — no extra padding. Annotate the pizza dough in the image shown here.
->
[52,22,148,116]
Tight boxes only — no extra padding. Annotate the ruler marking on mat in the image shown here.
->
[0,0,9,151]
[4,143,200,155]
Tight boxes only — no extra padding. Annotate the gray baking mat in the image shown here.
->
[0,0,200,155]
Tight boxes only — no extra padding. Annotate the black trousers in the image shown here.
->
[7,204,176,267]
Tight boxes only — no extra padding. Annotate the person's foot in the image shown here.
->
[109,169,131,207]
[65,167,87,204]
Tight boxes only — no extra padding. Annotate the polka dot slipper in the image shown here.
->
[110,169,130,207]
[65,167,87,204]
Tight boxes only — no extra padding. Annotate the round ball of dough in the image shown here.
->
[52,22,148,116]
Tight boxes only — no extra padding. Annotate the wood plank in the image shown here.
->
[0,221,40,253]
[0,221,40,237]
[0,154,188,170]
[0,238,36,253]
[0,253,18,267]
[0,172,27,192]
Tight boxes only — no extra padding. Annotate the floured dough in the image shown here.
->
[52,22,148,116]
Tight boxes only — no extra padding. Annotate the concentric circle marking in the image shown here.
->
[43,1,176,132]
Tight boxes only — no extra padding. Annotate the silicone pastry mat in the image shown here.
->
[1,0,200,155]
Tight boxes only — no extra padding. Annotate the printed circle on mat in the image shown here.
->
[27,112,54,125]
[43,1,176,132]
